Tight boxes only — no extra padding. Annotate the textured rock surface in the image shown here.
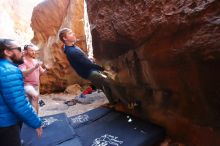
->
[64,84,82,95]
[30,0,220,144]
[31,0,89,93]
[0,0,39,45]
[86,0,220,145]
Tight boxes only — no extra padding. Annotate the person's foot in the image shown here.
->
[127,101,141,111]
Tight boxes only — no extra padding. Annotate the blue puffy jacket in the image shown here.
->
[0,59,42,128]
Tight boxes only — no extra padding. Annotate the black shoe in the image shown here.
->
[66,100,77,106]
[39,100,45,107]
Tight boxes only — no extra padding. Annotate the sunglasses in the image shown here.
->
[8,47,22,52]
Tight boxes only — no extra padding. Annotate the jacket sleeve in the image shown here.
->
[72,49,104,71]
[0,70,42,129]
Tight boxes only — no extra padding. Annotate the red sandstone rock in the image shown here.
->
[86,0,220,145]
[31,0,89,93]
[31,0,220,145]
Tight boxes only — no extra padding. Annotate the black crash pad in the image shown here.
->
[21,107,165,146]
[21,113,81,146]
[69,106,112,128]
[69,107,165,146]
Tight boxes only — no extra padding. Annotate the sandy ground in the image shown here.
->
[39,91,108,117]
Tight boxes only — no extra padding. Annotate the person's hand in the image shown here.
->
[88,57,95,63]
[42,64,51,70]
[34,63,40,69]
[36,127,43,137]
[99,66,105,71]
[32,95,38,101]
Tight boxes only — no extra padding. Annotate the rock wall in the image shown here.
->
[31,0,220,144]
[86,0,220,145]
[31,0,89,93]
[0,0,39,45]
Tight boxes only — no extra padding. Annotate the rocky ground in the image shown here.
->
[39,91,108,117]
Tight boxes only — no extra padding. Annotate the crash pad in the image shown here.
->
[21,113,79,146]
[70,107,165,146]
[21,107,165,146]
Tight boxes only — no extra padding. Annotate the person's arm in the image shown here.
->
[39,65,46,74]
[19,63,40,76]
[71,49,104,71]
[0,70,42,130]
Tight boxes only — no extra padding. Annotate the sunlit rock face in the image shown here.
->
[86,0,220,145]
[31,0,89,93]
[0,0,38,45]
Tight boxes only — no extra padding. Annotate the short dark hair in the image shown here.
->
[24,44,33,50]
[58,28,72,43]
[0,39,14,58]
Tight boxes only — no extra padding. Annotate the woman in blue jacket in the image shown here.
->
[0,39,42,146]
